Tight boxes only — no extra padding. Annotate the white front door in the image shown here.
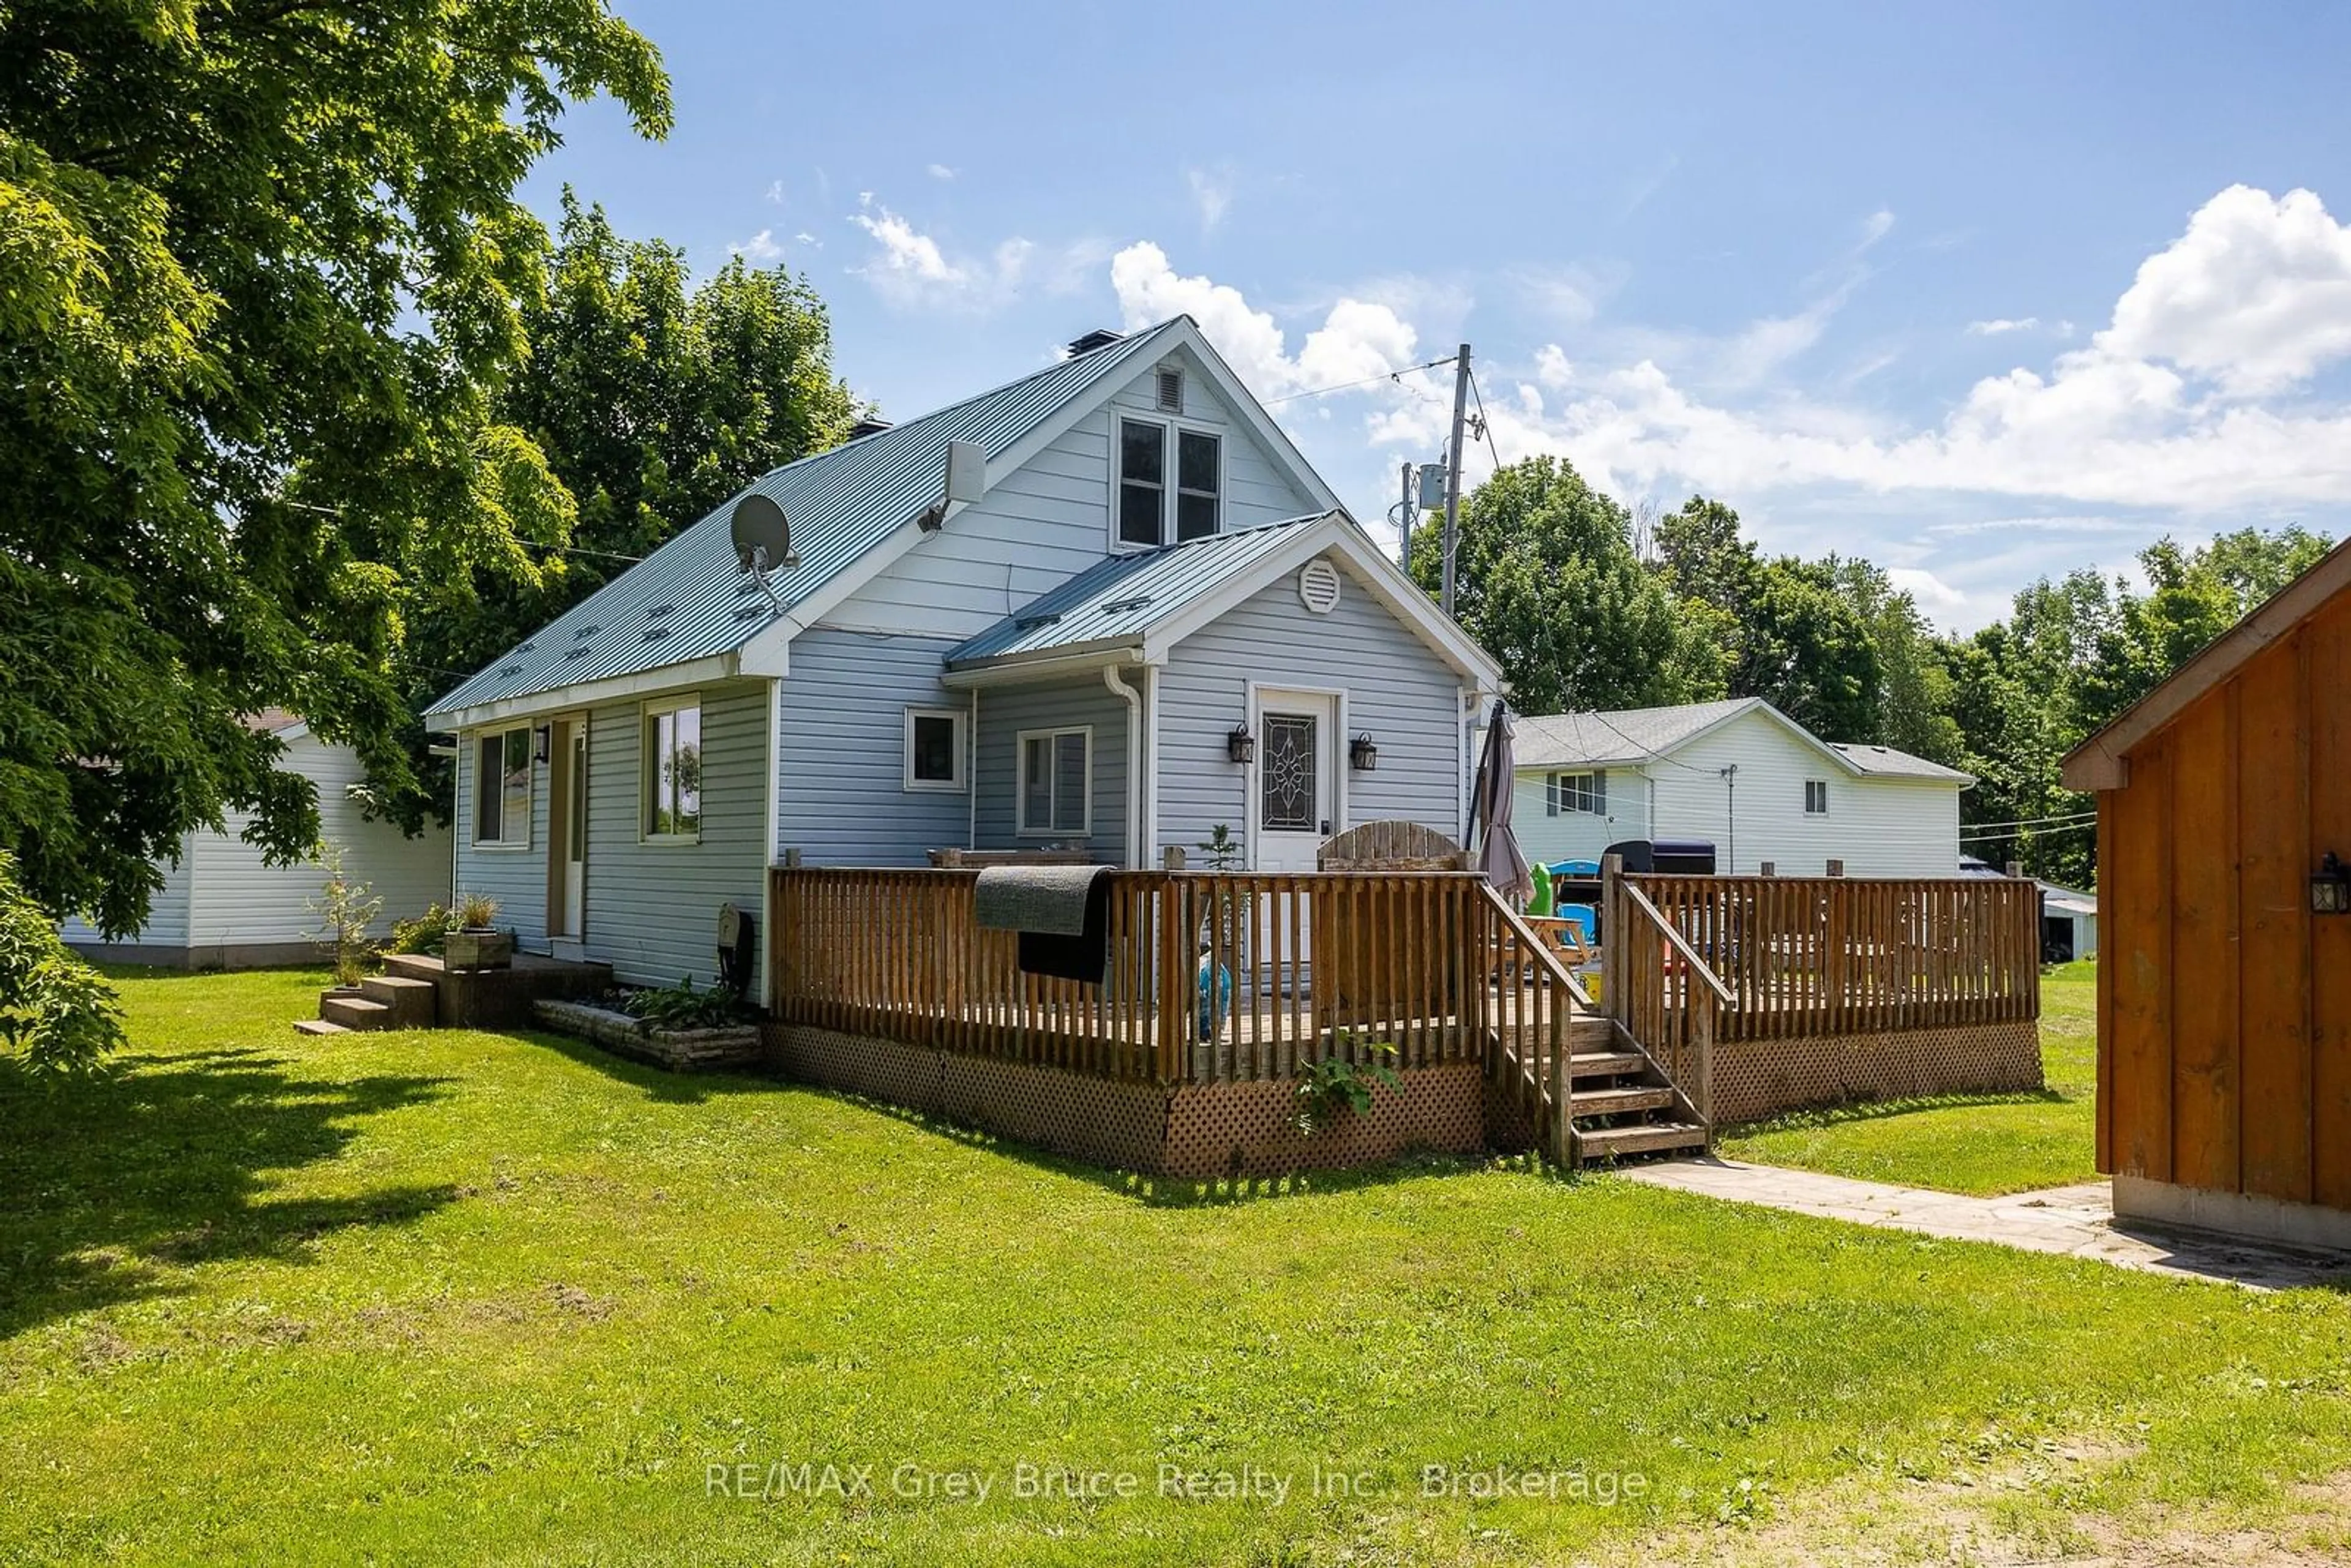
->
[1252,689,1340,872]
[557,719,588,939]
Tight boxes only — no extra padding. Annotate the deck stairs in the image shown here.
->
[1517,1011,1709,1166]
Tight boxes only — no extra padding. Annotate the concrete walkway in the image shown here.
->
[1622,1157,2351,1291]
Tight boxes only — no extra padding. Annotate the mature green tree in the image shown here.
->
[0,1,669,934]
[1826,557,1963,764]
[1411,457,1722,713]
[380,197,861,831]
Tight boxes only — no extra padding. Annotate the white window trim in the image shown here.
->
[903,706,968,792]
[1015,724,1093,838]
[1547,770,1605,817]
[640,693,704,846]
[471,724,533,851]
[1109,411,1227,553]
[1804,779,1830,817]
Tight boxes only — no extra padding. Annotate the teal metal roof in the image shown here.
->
[426,321,1185,718]
[943,512,1335,667]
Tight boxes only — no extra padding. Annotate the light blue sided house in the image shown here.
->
[425,319,1504,994]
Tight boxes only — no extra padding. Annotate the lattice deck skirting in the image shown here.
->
[1711,1019,2042,1125]
[767,1025,1494,1177]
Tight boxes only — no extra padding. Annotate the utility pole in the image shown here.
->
[1439,343,1471,618]
[1397,460,1414,574]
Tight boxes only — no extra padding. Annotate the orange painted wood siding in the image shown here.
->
[2099,593,2351,1206]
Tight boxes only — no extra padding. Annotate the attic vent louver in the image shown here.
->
[1065,328,1123,356]
[1155,367,1183,413]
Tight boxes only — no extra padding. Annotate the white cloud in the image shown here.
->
[764,179,784,206]
[846,197,1089,311]
[2098,184,2351,394]
[1108,241,1418,399]
[1187,168,1232,233]
[1859,208,1896,249]
[927,163,957,181]
[1967,317,2040,335]
[729,229,785,263]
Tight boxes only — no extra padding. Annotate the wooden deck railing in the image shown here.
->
[1620,871,2041,1044]
[1602,872,1733,1124]
[768,868,1580,1103]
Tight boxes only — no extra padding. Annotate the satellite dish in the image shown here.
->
[730,492,794,617]
[730,492,794,572]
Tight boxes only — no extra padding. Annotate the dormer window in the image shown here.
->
[1118,418,1220,549]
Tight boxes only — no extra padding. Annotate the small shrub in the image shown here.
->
[307,839,383,988]
[454,891,500,930]
[0,850,127,1075]
[1293,1039,1402,1137]
[390,904,458,955]
[623,977,753,1032]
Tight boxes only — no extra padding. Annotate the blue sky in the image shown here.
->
[523,1,2351,630]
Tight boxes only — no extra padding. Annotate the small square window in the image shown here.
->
[1117,418,1166,548]
[904,708,966,791]
[473,726,531,847]
[1547,771,1605,817]
[1017,727,1091,836]
[1804,779,1829,816]
[643,697,702,839]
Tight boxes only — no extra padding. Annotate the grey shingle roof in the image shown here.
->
[1511,699,1758,770]
[943,513,1334,667]
[425,321,1185,718]
[1826,742,1973,782]
[1513,698,1974,786]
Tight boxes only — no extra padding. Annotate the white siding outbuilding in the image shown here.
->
[62,719,452,968]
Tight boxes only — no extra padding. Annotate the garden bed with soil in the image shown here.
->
[531,997,762,1072]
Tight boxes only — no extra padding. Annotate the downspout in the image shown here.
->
[1142,664,1162,868]
[1104,664,1144,869]
[968,687,980,852]
[762,679,781,1002]
[1458,689,1482,847]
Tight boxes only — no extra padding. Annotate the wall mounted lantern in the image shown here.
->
[1226,724,1256,765]
[1349,732,1379,771]
[532,724,552,765]
[2314,851,2351,916]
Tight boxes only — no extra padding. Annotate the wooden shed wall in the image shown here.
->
[2097,594,2351,1207]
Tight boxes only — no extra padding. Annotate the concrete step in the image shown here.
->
[293,1018,350,1036]
[380,952,446,984]
[1568,1050,1647,1079]
[359,973,437,1029]
[1577,1121,1709,1163]
[320,994,393,1030]
[1570,1084,1677,1118]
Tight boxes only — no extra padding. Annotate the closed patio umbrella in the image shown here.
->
[1470,699,1532,907]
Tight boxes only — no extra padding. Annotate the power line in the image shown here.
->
[1263,353,1458,405]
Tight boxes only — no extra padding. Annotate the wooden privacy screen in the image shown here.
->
[2098,591,2351,1209]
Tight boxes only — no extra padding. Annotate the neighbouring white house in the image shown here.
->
[424,318,1504,994]
[1507,697,1973,877]
[60,712,454,969]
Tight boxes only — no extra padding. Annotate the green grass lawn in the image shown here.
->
[1717,962,2099,1197]
[3,966,2345,1566]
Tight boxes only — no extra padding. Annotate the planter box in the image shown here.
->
[444,929,514,970]
[532,998,762,1073]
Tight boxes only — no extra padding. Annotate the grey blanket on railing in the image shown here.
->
[974,864,1112,983]
[974,864,1108,934]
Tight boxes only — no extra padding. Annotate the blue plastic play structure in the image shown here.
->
[1196,953,1232,1041]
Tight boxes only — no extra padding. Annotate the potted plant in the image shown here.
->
[307,839,383,989]
[443,891,513,970]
